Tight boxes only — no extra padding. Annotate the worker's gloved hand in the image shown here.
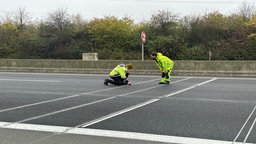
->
[123,79,129,85]
[123,80,132,85]
[127,69,132,74]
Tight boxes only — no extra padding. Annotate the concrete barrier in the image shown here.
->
[0,59,256,77]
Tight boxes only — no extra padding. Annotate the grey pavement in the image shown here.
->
[0,72,255,144]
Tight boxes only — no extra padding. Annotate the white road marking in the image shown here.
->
[2,71,256,80]
[0,122,252,144]
[12,97,116,124]
[169,97,256,104]
[243,116,256,144]
[233,106,256,144]
[78,78,217,129]
[0,78,159,113]
[80,99,159,128]
[0,94,79,113]
[0,72,183,78]
[0,122,9,127]
[195,77,217,86]
[0,79,61,82]
[87,79,204,129]
[118,77,193,96]
[134,78,159,84]
[1,76,248,144]
[161,77,217,98]
[0,80,190,123]
[0,90,74,95]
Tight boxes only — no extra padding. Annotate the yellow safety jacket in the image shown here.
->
[155,52,174,72]
[109,64,127,79]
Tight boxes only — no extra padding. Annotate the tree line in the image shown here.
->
[0,3,256,60]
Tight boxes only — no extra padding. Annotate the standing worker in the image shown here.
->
[149,52,174,84]
[104,63,133,85]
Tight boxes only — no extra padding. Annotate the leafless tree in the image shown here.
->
[47,8,71,31]
[150,9,179,35]
[238,1,255,21]
[0,12,13,24]
[14,7,31,31]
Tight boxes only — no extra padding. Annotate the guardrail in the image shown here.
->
[0,59,256,77]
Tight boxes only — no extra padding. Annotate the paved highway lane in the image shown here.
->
[0,72,255,144]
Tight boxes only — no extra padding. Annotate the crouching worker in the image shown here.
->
[104,63,133,85]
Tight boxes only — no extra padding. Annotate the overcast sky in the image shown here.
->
[0,0,255,22]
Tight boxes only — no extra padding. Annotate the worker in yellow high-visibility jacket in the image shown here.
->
[104,63,133,85]
[150,52,174,84]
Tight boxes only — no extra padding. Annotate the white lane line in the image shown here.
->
[243,116,256,144]
[2,78,189,124]
[217,77,256,81]
[134,78,159,84]
[0,90,74,95]
[0,72,184,78]
[0,78,159,113]
[118,77,193,96]
[169,97,256,104]
[161,77,217,98]
[0,122,10,127]
[1,122,252,144]
[0,77,192,143]
[0,77,231,144]
[195,77,217,86]
[232,106,256,144]
[80,99,159,128]
[0,94,79,113]
[0,79,61,82]
[69,78,191,128]
[4,97,116,125]
[68,128,248,144]
[0,122,68,133]
[78,78,205,128]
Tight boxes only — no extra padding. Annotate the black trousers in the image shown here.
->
[107,73,129,85]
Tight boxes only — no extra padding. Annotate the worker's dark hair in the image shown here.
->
[150,52,157,56]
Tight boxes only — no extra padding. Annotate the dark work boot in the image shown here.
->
[104,79,109,85]
[158,82,166,84]
[124,80,129,85]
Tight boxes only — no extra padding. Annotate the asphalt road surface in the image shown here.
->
[0,72,255,144]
